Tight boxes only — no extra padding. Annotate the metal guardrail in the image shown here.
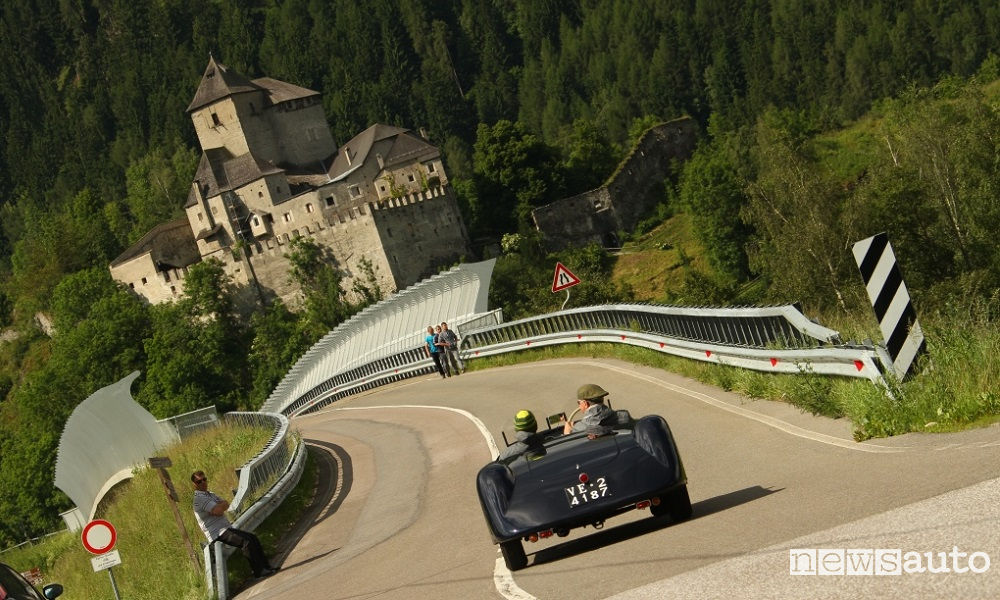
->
[224,412,292,515]
[285,303,887,417]
[204,412,305,600]
[461,303,842,349]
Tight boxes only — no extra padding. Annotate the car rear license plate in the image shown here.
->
[565,476,610,508]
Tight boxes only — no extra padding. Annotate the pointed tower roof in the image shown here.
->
[186,56,262,113]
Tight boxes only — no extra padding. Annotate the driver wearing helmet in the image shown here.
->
[498,410,543,460]
[562,383,617,436]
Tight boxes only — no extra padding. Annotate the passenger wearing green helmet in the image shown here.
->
[497,410,542,460]
[562,383,617,436]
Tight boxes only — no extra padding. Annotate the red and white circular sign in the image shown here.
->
[81,519,117,555]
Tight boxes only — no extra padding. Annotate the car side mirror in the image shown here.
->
[43,583,64,599]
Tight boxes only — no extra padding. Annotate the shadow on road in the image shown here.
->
[692,485,783,520]
[272,439,354,569]
[530,485,781,568]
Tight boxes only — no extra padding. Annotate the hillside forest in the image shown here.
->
[2,0,1000,546]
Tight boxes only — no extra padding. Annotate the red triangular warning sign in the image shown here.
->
[551,262,582,293]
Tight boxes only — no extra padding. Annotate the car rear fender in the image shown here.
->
[634,415,684,481]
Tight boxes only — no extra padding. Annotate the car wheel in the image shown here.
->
[500,539,528,571]
[665,485,692,522]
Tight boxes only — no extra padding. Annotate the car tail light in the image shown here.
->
[528,534,539,543]
[539,529,554,538]
[636,500,651,510]
[579,473,589,483]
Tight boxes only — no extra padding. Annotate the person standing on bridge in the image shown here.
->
[425,325,448,378]
[439,322,464,375]
[191,470,277,579]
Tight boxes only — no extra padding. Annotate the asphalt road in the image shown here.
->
[235,358,1000,600]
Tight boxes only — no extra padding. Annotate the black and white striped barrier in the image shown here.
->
[852,232,926,381]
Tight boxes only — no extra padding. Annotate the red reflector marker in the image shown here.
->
[636,500,651,510]
[528,534,538,543]
[539,529,553,538]
[579,473,589,483]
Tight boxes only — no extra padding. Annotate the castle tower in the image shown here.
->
[186,56,336,168]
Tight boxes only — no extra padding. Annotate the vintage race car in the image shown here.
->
[476,409,690,570]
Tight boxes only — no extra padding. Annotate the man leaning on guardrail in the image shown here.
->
[191,470,278,579]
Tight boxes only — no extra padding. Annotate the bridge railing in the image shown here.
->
[286,303,887,417]
[204,411,305,600]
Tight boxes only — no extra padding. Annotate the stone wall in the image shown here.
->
[531,116,698,250]
[370,186,470,287]
[237,206,393,309]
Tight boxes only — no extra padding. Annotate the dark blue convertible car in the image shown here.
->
[476,410,690,570]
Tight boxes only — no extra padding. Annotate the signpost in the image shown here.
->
[149,456,202,574]
[82,519,122,600]
[551,262,582,309]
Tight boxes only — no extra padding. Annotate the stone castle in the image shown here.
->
[110,57,471,308]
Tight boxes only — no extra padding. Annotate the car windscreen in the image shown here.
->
[0,564,43,600]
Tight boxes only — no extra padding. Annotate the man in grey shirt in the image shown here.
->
[192,470,277,578]
[562,383,617,436]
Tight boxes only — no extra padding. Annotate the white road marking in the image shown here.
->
[506,360,910,454]
[312,403,536,600]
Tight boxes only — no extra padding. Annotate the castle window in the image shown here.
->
[141,277,147,285]
[306,203,314,213]
[170,286,176,294]
[326,196,335,207]
[211,112,221,127]
[387,228,393,237]
[164,271,171,282]
[129,283,135,289]
[211,206,218,215]
[358,205,366,215]
[380,185,386,192]
[252,216,260,227]
[259,191,264,198]
[426,162,436,173]
[283,212,291,222]
[350,185,361,198]
[197,212,204,222]
[408,174,415,182]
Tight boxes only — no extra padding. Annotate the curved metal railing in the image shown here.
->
[204,412,305,600]
[285,303,887,417]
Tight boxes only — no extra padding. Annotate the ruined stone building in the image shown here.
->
[531,117,698,250]
[110,57,471,308]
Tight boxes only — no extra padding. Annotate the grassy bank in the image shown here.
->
[0,422,313,600]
